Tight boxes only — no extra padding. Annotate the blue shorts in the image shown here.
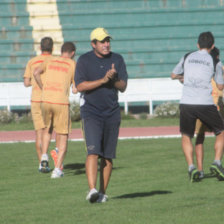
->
[180,104,224,138]
[82,116,120,159]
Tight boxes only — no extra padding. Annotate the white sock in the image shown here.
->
[188,164,195,172]
[54,167,60,172]
[214,160,221,166]
[41,154,48,161]
[90,188,97,193]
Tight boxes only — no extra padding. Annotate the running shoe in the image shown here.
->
[198,170,204,179]
[97,193,108,203]
[210,163,224,180]
[50,149,63,170]
[188,168,200,182]
[51,168,64,179]
[38,163,43,172]
[86,188,99,203]
[40,160,50,173]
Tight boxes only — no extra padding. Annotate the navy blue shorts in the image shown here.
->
[82,116,120,159]
[180,104,224,138]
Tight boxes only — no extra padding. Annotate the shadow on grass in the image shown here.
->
[203,172,224,181]
[63,163,123,176]
[113,190,172,199]
[64,163,85,175]
[203,173,216,179]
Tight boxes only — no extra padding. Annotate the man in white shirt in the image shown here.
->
[171,31,224,182]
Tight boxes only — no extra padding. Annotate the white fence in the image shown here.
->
[0,78,183,115]
[0,82,32,111]
[119,78,182,114]
[0,82,80,111]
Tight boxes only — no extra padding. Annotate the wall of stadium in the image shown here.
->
[0,78,183,115]
[1,0,223,113]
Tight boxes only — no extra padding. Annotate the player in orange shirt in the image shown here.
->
[23,37,58,171]
[34,42,77,178]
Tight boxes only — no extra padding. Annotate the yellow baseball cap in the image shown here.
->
[90,27,112,41]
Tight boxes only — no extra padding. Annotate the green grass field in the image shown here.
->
[1,137,224,224]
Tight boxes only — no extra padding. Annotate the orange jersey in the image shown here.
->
[23,53,53,102]
[195,78,223,134]
[40,56,76,105]
[211,79,223,106]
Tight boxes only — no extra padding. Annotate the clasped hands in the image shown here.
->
[102,63,117,84]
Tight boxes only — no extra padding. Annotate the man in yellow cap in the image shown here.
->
[75,27,128,203]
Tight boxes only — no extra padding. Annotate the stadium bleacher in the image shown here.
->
[0,0,34,82]
[1,0,224,82]
[1,0,224,112]
[0,26,33,40]
[57,1,224,79]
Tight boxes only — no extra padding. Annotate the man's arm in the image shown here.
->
[72,82,78,94]
[114,80,127,92]
[216,83,224,91]
[33,66,44,89]
[23,62,32,87]
[76,79,104,92]
[76,64,116,92]
[214,62,224,91]
[171,57,184,81]
[171,73,183,80]
[24,77,31,87]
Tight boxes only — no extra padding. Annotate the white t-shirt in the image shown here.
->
[172,49,224,105]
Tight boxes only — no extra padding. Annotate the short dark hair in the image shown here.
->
[198,32,214,49]
[40,37,53,53]
[210,46,220,64]
[91,37,111,44]
[61,42,76,53]
[92,39,97,44]
[210,46,219,58]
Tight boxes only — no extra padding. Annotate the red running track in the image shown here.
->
[0,126,181,143]
[0,126,214,143]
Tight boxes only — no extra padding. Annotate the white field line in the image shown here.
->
[0,134,215,144]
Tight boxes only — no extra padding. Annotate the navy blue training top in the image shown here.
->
[75,50,128,119]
